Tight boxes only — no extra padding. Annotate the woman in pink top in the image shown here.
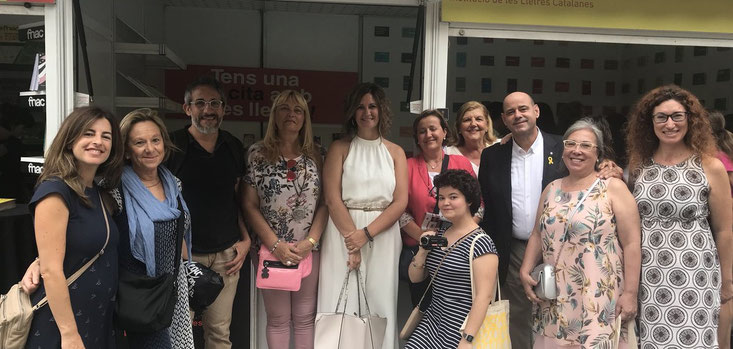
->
[400,109,475,308]
[710,109,733,349]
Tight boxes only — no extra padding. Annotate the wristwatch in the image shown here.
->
[462,332,474,343]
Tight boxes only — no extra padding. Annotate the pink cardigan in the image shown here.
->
[403,152,476,246]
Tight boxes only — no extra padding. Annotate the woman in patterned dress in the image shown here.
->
[626,85,733,348]
[114,108,194,348]
[519,118,641,348]
[243,90,327,349]
[405,169,498,349]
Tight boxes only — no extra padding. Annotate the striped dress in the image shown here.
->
[405,228,497,349]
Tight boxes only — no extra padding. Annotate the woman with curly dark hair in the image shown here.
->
[406,169,498,349]
[626,85,733,349]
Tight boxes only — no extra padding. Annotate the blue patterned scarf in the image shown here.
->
[121,165,191,276]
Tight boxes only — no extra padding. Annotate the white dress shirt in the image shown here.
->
[510,130,544,240]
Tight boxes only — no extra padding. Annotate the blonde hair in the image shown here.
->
[454,101,497,146]
[261,90,322,169]
[38,107,123,207]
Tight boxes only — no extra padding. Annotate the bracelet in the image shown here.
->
[270,239,281,254]
[411,257,425,269]
[363,227,374,241]
[363,227,374,248]
[307,237,318,248]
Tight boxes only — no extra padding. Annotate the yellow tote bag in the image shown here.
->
[460,234,511,349]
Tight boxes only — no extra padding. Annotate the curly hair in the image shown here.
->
[433,169,481,215]
[412,109,454,146]
[625,85,715,176]
[343,83,392,139]
[453,101,497,146]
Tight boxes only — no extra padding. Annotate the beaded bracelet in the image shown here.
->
[270,239,281,254]
[363,227,374,248]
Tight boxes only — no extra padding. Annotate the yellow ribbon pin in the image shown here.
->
[548,156,553,165]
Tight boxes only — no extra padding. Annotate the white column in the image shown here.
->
[44,0,75,153]
[421,0,449,110]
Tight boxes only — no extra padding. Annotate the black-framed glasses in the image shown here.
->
[562,139,597,151]
[652,112,688,124]
[190,99,224,110]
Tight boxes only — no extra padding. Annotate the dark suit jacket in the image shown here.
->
[478,131,567,284]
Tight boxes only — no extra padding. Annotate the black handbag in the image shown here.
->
[115,198,185,333]
[186,261,224,313]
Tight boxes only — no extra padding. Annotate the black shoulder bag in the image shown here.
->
[115,198,184,333]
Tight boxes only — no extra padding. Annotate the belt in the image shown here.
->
[345,204,388,212]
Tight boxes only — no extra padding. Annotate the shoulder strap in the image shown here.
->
[552,178,601,270]
[33,192,111,310]
[468,233,501,303]
[432,154,451,214]
[416,229,470,307]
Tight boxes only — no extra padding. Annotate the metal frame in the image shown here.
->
[43,1,75,154]
[420,5,733,113]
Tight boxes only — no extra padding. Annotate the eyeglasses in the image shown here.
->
[285,159,297,181]
[190,99,224,110]
[653,112,688,124]
[563,140,597,151]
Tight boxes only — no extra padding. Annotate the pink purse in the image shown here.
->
[256,244,313,291]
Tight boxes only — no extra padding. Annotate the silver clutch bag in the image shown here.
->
[530,263,557,300]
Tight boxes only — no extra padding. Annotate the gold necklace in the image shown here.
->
[425,154,443,170]
[144,180,161,188]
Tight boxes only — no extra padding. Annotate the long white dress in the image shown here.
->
[317,136,402,349]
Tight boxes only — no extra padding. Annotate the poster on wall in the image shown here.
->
[165,65,358,124]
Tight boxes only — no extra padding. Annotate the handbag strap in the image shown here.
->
[172,197,185,276]
[467,232,501,303]
[611,315,637,348]
[33,191,111,310]
[432,154,451,214]
[415,230,472,308]
[552,178,601,270]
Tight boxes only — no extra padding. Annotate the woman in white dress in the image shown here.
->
[318,82,408,349]
[444,101,498,175]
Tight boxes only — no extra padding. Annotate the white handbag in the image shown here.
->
[314,269,387,349]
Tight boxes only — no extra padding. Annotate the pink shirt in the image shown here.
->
[404,152,476,246]
[717,151,733,196]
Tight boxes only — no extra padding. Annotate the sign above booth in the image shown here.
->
[442,0,733,34]
[165,65,358,124]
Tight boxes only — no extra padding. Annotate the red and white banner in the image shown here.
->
[165,65,358,124]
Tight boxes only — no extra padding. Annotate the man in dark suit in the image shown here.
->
[478,91,565,348]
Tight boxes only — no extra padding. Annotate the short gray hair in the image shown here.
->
[563,117,604,160]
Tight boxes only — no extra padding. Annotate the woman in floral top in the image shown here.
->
[243,90,327,349]
[519,118,641,348]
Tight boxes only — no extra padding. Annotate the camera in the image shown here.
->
[420,235,448,250]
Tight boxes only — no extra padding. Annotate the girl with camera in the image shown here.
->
[400,109,476,307]
[405,169,498,349]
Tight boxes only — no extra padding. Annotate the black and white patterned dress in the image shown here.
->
[405,228,497,349]
[633,155,720,349]
[113,185,195,349]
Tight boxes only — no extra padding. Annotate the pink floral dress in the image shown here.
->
[533,179,633,348]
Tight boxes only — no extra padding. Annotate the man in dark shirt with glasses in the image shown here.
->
[168,75,250,349]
